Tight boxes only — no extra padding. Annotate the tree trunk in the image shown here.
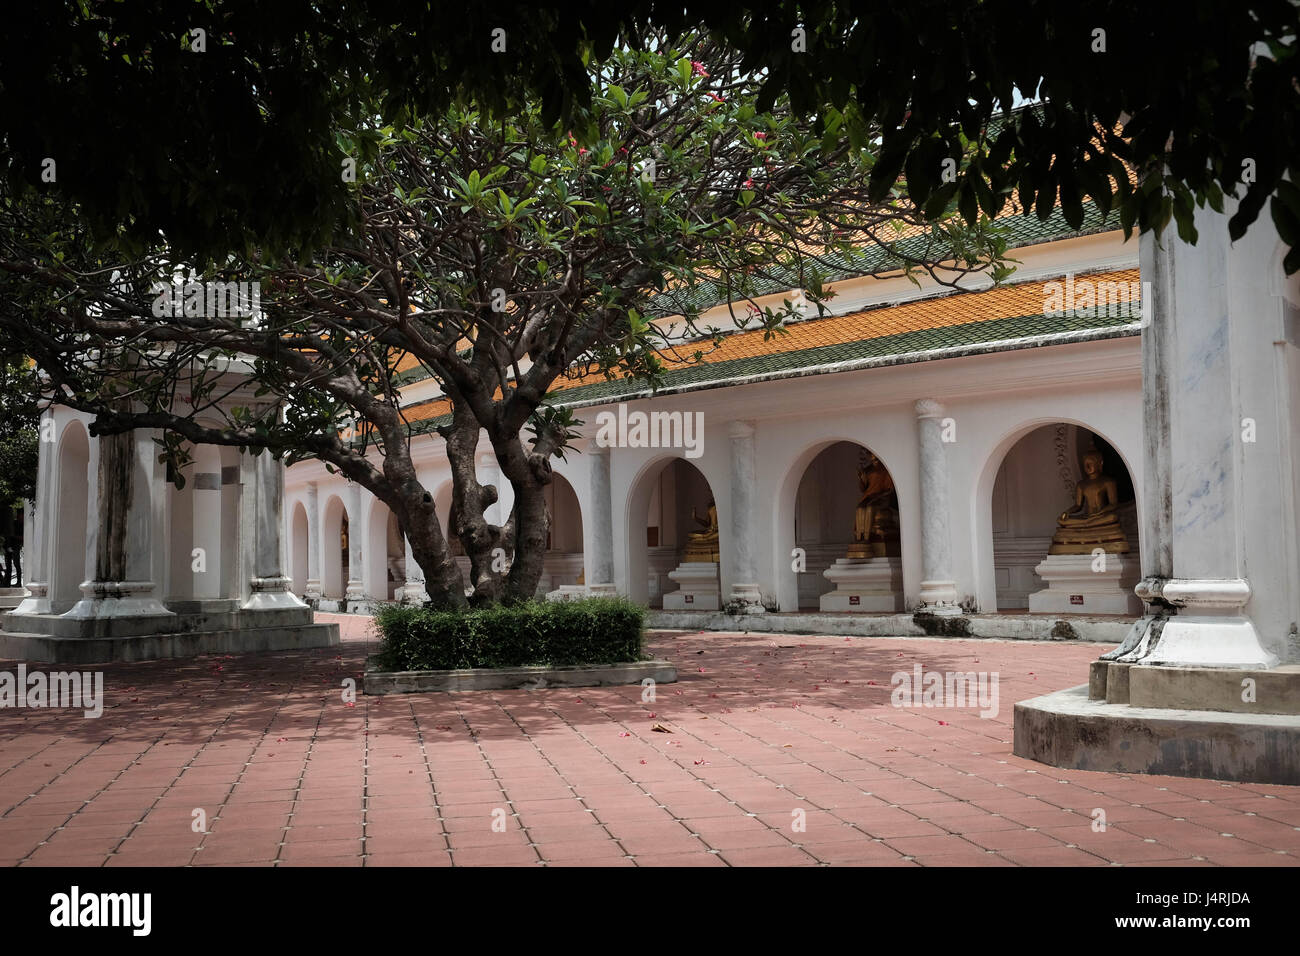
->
[444,406,505,604]
[492,432,552,601]
[380,434,466,608]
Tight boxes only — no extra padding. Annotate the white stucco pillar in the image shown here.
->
[915,399,962,615]
[345,484,365,602]
[13,411,54,614]
[587,445,616,596]
[242,452,305,611]
[401,533,429,604]
[1109,203,1290,668]
[304,481,323,601]
[66,428,174,620]
[727,420,763,609]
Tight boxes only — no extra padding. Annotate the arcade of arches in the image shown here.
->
[277,418,1140,616]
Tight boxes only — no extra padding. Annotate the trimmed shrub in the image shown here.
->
[372,596,647,672]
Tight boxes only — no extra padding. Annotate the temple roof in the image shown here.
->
[392,265,1141,436]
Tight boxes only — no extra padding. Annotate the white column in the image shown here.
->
[13,411,54,614]
[242,452,305,610]
[915,399,962,615]
[66,428,174,620]
[304,481,323,600]
[587,445,616,596]
[1110,203,1286,668]
[401,533,429,604]
[727,420,763,609]
[191,453,223,600]
[345,484,365,602]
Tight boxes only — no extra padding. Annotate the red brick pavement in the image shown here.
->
[1,615,1297,867]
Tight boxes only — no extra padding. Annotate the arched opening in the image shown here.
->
[321,495,349,599]
[988,423,1140,612]
[628,458,719,609]
[540,473,584,594]
[50,421,90,613]
[290,501,309,597]
[793,440,904,611]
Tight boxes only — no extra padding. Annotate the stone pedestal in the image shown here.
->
[545,585,588,602]
[662,562,720,610]
[1028,553,1142,615]
[820,557,903,612]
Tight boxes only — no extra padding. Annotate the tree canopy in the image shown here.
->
[0,31,1009,606]
[3,2,1298,267]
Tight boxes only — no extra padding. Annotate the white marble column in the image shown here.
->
[304,481,323,600]
[1108,202,1288,668]
[242,452,305,611]
[66,428,174,620]
[728,420,763,610]
[587,446,616,596]
[401,533,429,604]
[915,399,962,615]
[12,411,54,614]
[344,483,365,602]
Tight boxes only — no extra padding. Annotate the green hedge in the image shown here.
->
[371,596,647,671]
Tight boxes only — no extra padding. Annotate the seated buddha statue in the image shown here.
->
[1048,449,1131,554]
[684,500,720,563]
[848,453,901,558]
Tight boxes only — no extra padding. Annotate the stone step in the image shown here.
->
[1015,684,1300,785]
[2,606,314,639]
[646,609,1134,643]
[0,622,340,665]
[1090,660,1300,714]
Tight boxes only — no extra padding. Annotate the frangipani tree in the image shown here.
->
[0,31,1011,607]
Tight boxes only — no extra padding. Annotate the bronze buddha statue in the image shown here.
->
[684,499,720,563]
[848,453,901,558]
[1048,449,1130,554]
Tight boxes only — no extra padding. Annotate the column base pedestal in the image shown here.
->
[728,582,766,613]
[65,581,175,622]
[396,580,429,605]
[243,577,308,611]
[9,583,47,616]
[916,578,963,616]
[1107,578,1278,668]
[663,562,720,611]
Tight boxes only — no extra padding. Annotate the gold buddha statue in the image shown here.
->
[1048,448,1130,554]
[848,453,901,558]
[684,499,720,563]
